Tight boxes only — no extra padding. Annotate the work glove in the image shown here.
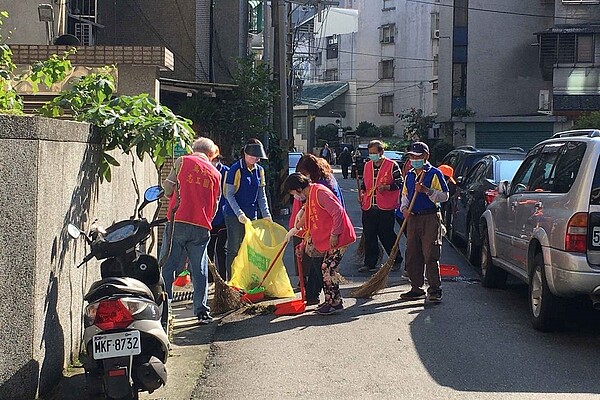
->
[263,216,273,223]
[237,213,250,224]
[285,227,299,242]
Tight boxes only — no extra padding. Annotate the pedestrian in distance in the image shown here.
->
[288,154,345,305]
[284,173,357,315]
[207,150,229,281]
[161,137,221,324]
[319,143,332,164]
[358,140,403,273]
[400,142,449,303]
[437,164,457,232]
[223,138,272,280]
[338,147,353,179]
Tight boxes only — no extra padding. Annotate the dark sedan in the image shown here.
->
[448,153,525,266]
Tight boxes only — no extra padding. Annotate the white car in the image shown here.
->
[288,152,302,176]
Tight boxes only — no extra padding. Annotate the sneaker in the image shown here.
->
[316,302,343,315]
[306,299,320,306]
[427,291,443,303]
[400,289,426,300]
[197,311,213,324]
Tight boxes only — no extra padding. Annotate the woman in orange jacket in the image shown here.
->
[283,173,356,315]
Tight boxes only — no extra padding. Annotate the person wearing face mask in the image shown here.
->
[358,140,403,273]
[284,173,356,315]
[207,150,229,281]
[287,154,345,305]
[223,138,272,280]
[400,142,449,303]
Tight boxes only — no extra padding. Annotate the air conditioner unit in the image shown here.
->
[74,22,92,46]
[539,89,550,111]
[432,29,440,39]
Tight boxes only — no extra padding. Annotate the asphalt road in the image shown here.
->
[192,169,600,400]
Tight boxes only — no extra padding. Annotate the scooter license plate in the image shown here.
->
[93,331,141,360]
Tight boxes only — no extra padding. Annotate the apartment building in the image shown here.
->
[536,0,600,118]
[437,0,568,150]
[355,0,439,136]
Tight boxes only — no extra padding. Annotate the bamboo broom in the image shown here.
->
[350,172,426,298]
[208,259,245,315]
[355,174,365,257]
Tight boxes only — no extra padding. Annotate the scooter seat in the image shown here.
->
[85,277,155,303]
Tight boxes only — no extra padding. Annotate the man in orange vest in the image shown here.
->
[161,137,221,324]
[358,140,403,273]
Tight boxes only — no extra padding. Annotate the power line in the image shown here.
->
[174,0,209,79]
[406,0,595,23]
[129,0,196,76]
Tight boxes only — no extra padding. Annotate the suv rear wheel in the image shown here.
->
[480,223,507,288]
[529,253,560,332]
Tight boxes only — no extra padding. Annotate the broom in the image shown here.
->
[355,175,366,257]
[208,259,245,315]
[351,172,425,298]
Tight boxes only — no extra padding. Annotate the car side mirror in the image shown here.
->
[497,180,509,196]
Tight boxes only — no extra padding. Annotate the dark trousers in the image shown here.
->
[341,163,350,179]
[293,237,324,301]
[405,212,443,294]
[207,224,227,281]
[362,207,398,268]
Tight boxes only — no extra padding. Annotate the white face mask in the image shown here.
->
[292,192,307,202]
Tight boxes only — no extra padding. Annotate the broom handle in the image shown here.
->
[257,241,288,288]
[387,171,426,261]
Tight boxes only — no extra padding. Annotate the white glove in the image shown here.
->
[237,213,250,224]
[285,227,299,242]
[263,216,273,223]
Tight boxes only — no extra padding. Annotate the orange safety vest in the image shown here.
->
[167,155,221,230]
[306,183,356,252]
[361,158,400,211]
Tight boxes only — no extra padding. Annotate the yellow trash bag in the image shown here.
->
[228,219,294,298]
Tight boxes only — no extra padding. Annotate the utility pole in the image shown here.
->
[272,0,289,143]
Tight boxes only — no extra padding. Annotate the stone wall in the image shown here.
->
[0,115,158,399]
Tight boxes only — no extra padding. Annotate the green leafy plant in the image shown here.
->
[397,108,437,141]
[380,124,394,138]
[355,121,381,137]
[451,106,476,118]
[39,70,195,181]
[573,111,600,130]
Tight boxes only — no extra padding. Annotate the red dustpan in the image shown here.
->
[274,247,306,316]
[440,264,460,277]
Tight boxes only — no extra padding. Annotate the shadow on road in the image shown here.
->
[409,282,600,394]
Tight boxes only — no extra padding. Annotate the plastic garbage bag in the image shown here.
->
[229,219,294,298]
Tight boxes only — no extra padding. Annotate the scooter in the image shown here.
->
[67,185,172,400]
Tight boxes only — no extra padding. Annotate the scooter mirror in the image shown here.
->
[144,185,165,203]
[67,224,82,239]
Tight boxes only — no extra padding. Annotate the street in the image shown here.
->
[52,169,600,400]
[192,169,600,400]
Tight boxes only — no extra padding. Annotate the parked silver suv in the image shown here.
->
[480,129,600,331]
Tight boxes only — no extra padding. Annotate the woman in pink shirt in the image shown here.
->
[284,173,356,315]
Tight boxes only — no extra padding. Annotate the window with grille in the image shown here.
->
[380,24,395,44]
[378,59,394,79]
[379,95,394,115]
[557,34,576,63]
[68,0,97,46]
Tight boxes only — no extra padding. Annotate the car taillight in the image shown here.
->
[484,189,498,205]
[565,213,588,253]
[94,299,134,330]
